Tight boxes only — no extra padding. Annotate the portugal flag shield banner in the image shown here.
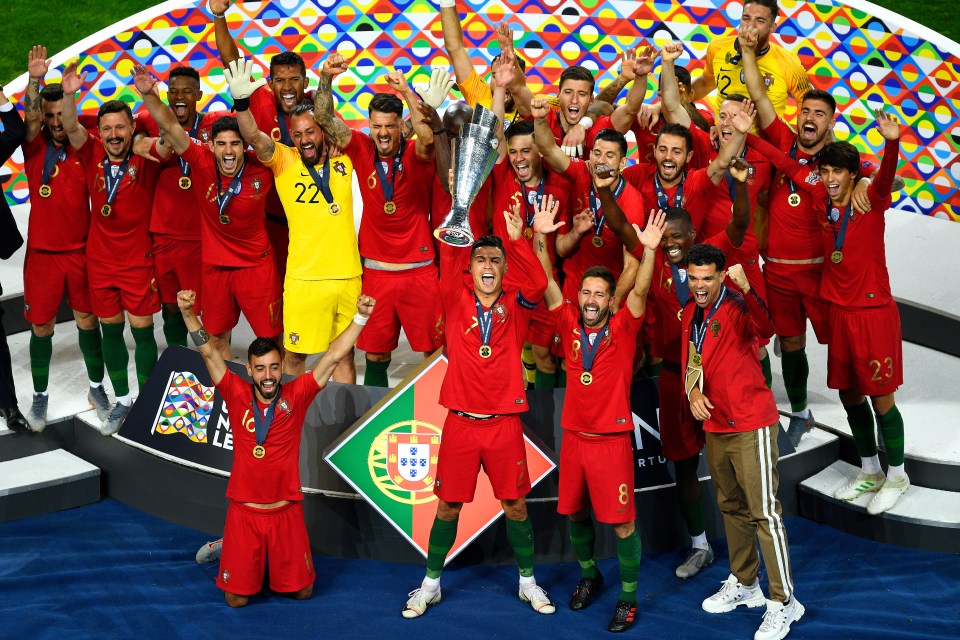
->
[324,352,556,563]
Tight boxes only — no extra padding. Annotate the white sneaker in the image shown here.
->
[195,538,223,563]
[833,472,885,502]
[519,581,556,614]
[702,573,766,613]
[867,475,910,515]
[402,584,441,618]
[754,597,805,640]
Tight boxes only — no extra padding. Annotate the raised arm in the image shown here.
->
[737,25,776,130]
[315,54,353,149]
[625,209,666,318]
[132,65,190,154]
[659,42,691,128]
[530,196,564,311]
[496,22,534,117]
[209,0,241,67]
[726,264,774,339]
[503,202,548,303]
[724,158,753,248]
[610,45,657,133]
[439,0,479,90]
[386,70,435,160]
[312,295,375,387]
[594,166,641,253]
[23,45,50,143]
[595,52,631,105]
[178,290,227,384]
[59,61,90,150]
[531,98,570,173]
[705,100,754,185]
[223,57,274,161]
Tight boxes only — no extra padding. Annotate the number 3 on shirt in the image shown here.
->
[868,357,894,382]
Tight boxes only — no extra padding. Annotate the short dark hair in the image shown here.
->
[39,83,64,104]
[290,103,315,119]
[744,0,779,18]
[686,243,726,271]
[818,141,861,176]
[674,65,692,92]
[559,65,595,93]
[594,128,627,157]
[97,100,133,123]
[169,66,200,85]
[247,337,282,361]
[211,115,241,139]
[369,93,404,118]
[581,266,616,296]
[492,53,527,73]
[801,89,836,116]
[270,51,306,77]
[657,122,693,154]
[470,234,505,259]
[722,93,749,104]
[506,119,535,142]
[664,206,693,228]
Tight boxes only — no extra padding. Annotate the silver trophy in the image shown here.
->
[435,105,500,246]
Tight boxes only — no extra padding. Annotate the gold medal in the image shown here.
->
[788,193,801,207]
[677,309,683,321]
[523,227,533,240]
[384,201,396,214]
[580,371,593,385]
[39,184,52,198]
[253,445,266,459]
[831,250,843,264]
[179,176,192,190]
[592,236,604,248]
[329,203,341,215]
[692,353,702,367]
[479,345,492,358]
[101,204,112,217]
[219,214,231,225]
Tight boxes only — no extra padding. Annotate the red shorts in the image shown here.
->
[201,262,282,337]
[265,215,289,281]
[557,430,635,524]
[764,264,830,342]
[23,248,91,324]
[434,412,530,502]
[525,302,556,348]
[357,264,443,354]
[216,500,315,596]
[88,260,159,318]
[658,365,705,461]
[153,237,203,307]
[827,301,903,396]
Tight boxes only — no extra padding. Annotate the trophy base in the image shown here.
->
[434,226,475,247]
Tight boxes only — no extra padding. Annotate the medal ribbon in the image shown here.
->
[374,137,406,203]
[252,387,283,447]
[42,137,67,186]
[587,177,626,242]
[691,285,727,355]
[654,171,684,210]
[305,157,334,205]
[786,140,820,198]
[723,145,748,202]
[215,162,247,216]
[521,174,546,228]
[728,38,770,65]
[102,151,133,206]
[670,263,690,309]
[474,291,504,350]
[578,320,609,374]
[826,200,854,254]
[277,109,294,146]
[178,113,202,178]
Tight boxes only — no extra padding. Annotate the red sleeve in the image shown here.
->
[135,111,160,137]
[738,288,775,340]
[689,126,715,170]
[761,117,795,151]
[504,236,547,306]
[176,138,210,169]
[866,137,899,207]
[439,243,470,309]
[747,134,825,198]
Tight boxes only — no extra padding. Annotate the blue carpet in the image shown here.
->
[0,499,957,639]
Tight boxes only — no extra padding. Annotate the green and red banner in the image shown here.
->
[324,353,556,563]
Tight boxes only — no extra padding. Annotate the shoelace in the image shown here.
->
[758,607,785,631]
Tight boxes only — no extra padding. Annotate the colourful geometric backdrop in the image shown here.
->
[2,0,958,219]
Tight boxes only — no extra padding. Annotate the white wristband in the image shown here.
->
[353,313,369,326]
[579,116,594,129]
[438,0,456,7]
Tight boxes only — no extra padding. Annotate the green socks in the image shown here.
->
[568,518,598,579]
[101,322,130,397]
[876,405,905,466]
[844,400,877,457]
[534,368,557,390]
[780,348,809,413]
[29,330,53,393]
[426,516,459,579]
[364,358,390,387]
[760,352,773,389]
[617,530,642,603]
[678,495,707,538]
[78,326,104,383]
[162,312,187,348]
[131,325,158,388]
[506,516,536,578]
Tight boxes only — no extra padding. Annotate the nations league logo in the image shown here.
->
[152,371,216,443]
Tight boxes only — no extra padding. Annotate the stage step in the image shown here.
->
[798,460,960,554]
[0,449,101,523]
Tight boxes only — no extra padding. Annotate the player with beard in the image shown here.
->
[315,54,442,387]
[598,158,755,580]
[534,197,665,632]
[135,65,229,349]
[210,0,316,279]
[60,61,161,436]
[133,64,281,363]
[20,46,109,431]
[177,287,375,607]
[231,62,360,382]
[748,110,909,516]
[402,202,554,619]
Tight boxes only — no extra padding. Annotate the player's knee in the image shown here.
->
[568,508,591,523]
[501,498,528,521]
[870,393,895,415]
[437,500,462,521]
[291,585,313,600]
[366,352,391,363]
[838,388,864,407]
[532,346,556,372]
[32,320,56,337]
[613,520,636,539]
[73,312,97,331]
[224,591,249,608]
[780,334,805,351]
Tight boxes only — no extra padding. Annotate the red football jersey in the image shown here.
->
[344,130,436,263]
[437,237,547,414]
[631,120,714,171]
[556,301,643,434]
[545,110,608,155]
[217,369,322,504]
[22,131,89,252]
[680,287,779,433]
[622,163,715,233]
[77,134,160,267]
[178,140,275,268]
